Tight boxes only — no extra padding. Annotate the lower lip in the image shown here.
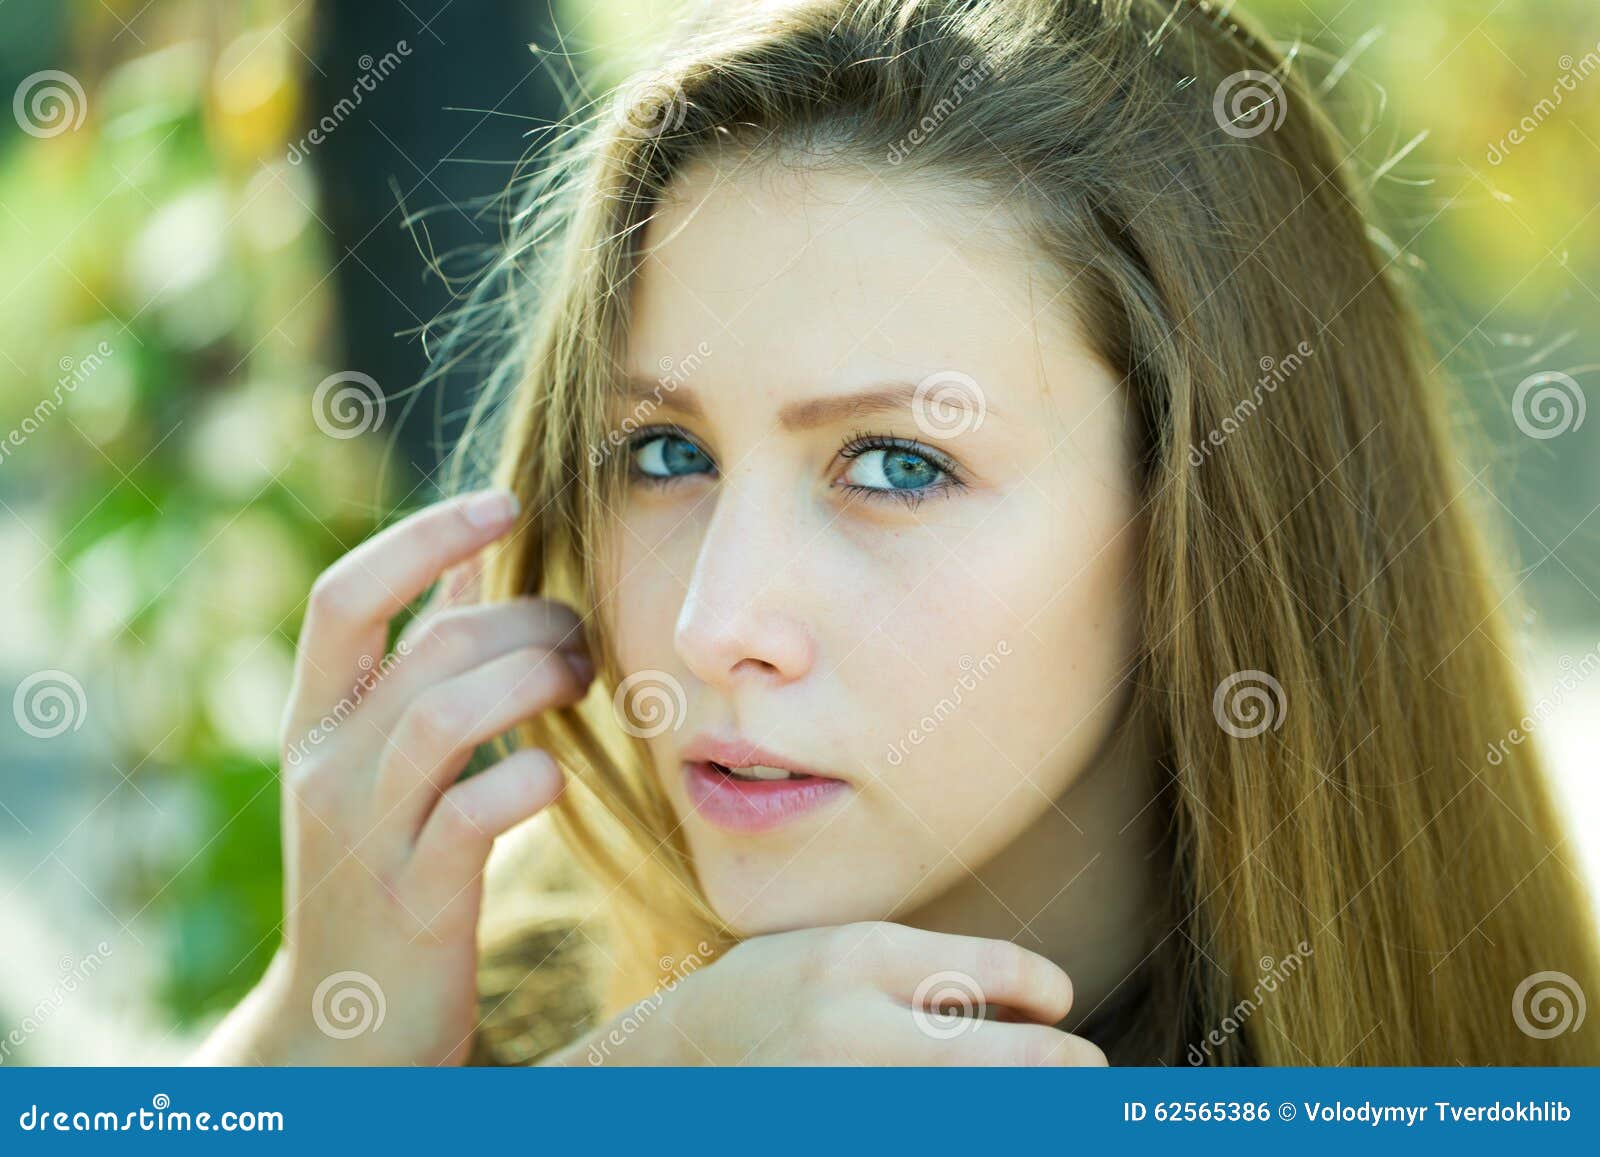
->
[682,761,850,833]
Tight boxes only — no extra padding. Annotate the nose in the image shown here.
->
[673,476,816,690]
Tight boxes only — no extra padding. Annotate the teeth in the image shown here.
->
[716,763,799,781]
[743,765,794,781]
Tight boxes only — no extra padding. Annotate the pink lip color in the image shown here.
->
[683,761,849,833]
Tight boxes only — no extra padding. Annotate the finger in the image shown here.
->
[827,922,1075,1026]
[413,560,476,623]
[442,555,484,605]
[286,489,520,734]
[407,550,488,629]
[367,599,588,734]
[402,748,565,921]
[374,644,592,837]
[389,597,588,692]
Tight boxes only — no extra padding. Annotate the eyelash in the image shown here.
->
[836,428,965,510]
[625,424,701,488]
[625,424,967,510]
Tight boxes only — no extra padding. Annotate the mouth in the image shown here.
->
[680,736,851,833]
[705,760,812,782]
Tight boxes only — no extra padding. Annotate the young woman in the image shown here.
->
[199,0,1600,1066]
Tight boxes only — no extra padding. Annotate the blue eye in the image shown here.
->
[631,431,713,480]
[839,445,949,492]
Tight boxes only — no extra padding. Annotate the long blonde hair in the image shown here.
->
[445,0,1600,1064]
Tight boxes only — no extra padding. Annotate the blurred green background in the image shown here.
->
[0,0,1596,1062]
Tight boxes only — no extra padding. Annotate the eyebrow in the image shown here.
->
[624,378,980,430]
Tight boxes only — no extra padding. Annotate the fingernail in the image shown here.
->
[463,489,519,529]
[566,653,595,685]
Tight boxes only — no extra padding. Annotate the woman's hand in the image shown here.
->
[194,489,592,1065]
[554,921,1108,1066]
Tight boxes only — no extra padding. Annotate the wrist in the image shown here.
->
[193,952,300,1065]
[545,999,687,1067]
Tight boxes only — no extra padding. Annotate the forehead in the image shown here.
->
[624,155,1095,416]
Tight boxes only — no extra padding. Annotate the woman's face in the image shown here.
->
[600,156,1143,936]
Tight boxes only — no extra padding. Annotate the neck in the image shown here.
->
[900,718,1170,1035]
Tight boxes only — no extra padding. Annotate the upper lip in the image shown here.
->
[680,733,843,781]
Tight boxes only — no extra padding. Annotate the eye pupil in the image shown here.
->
[661,435,707,474]
[633,432,712,479]
[882,449,937,489]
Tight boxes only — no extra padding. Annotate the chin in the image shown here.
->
[694,854,895,936]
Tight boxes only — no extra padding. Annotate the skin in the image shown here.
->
[599,157,1164,1028]
[199,155,1157,1066]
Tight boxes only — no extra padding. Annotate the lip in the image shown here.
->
[680,734,851,834]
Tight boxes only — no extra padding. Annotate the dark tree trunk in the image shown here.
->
[306,0,566,482]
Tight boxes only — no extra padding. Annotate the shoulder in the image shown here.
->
[471,919,602,1065]
[469,823,606,1066]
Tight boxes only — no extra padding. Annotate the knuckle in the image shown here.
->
[282,758,343,818]
[410,614,474,665]
[786,999,848,1059]
[307,570,363,623]
[977,938,1026,996]
[432,791,492,849]
[804,926,860,981]
[821,921,879,960]
[404,694,471,748]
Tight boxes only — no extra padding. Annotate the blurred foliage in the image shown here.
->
[0,0,1595,1031]
[0,0,394,1024]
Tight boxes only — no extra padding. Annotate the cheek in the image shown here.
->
[989,517,1141,786]
[599,506,695,669]
[860,493,1140,831]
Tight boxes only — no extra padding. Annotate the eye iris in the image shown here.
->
[881,449,938,489]
[635,433,710,477]
[660,435,708,475]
